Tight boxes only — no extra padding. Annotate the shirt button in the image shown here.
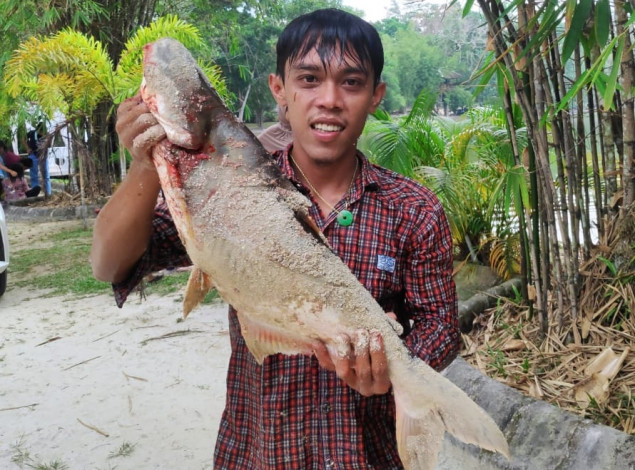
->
[325,458,336,468]
[320,403,331,413]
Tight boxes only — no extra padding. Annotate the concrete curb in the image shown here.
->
[3,203,100,222]
[438,357,635,469]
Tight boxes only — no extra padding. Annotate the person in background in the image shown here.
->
[0,161,17,179]
[33,122,52,196]
[0,140,22,170]
[25,129,40,189]
[257,104,293,153]
[0,141,19,196]
[2,162,41,201]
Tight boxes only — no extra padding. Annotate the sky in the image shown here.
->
[340,0,398,22]
[340,0,450,22]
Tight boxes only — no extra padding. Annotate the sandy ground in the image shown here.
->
[0,219,231,469]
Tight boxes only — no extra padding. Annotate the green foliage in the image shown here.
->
[381,26,443,109]
[9,224,216,302]
[113,14,231,104]
[9,227,111,297]
[445,87,474,113]
[362,90,443,178]
[561,0,594,63]
[484,343,508,378]
[362,90,526,276]
[4,13,230,117]
[5,30,115,117]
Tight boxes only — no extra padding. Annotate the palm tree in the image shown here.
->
[4,15,229,205]
[361,91,529,279]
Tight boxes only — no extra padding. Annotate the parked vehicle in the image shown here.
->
[0,203,8,296]
[11,110,75,179]
[44,115,74,178]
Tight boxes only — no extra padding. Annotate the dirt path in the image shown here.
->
[0,219,230,469]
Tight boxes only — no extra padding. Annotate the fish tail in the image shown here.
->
[390,356,509,470]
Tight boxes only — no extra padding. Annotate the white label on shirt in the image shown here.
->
[377,255,396,273]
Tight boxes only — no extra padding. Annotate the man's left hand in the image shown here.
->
[313,329,392,397]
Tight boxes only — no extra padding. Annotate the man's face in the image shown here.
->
[269,46,385,165]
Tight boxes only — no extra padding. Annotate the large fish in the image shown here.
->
[140,37,509,470]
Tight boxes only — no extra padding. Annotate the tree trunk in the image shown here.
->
[238,82,252,122]
[615,1,635,206]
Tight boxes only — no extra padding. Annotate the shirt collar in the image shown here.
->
[277,145,381,196]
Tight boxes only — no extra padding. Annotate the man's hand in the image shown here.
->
[314,314,397,397]
[314,330,391,397]
[116,94,165,164]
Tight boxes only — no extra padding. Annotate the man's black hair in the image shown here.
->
[276,8,384,88]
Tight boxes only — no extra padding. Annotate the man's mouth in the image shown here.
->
[312,123,343,132]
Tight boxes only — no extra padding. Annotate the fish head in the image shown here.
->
[141,38,218,150]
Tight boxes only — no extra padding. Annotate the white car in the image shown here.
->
[0,203,8,296]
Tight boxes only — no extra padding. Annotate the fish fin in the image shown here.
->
[277,186,331,247]
[183,267,214,319]
[395,408,445,470]
[292,204,330,246]
[391,358,510,470]
[236,312,314,364]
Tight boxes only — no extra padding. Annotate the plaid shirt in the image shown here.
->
[113,149,459,469]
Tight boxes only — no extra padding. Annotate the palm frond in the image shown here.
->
[114,15,230,104]
[5,29,114,115]
[487,232,522,280]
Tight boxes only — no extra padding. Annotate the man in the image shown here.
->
[91,9,459,469]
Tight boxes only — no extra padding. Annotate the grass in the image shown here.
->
[11,438,137,469]
[10,438,68,470]
[10,227,110,297]
[108,441,136,459]
[9,224,218,303]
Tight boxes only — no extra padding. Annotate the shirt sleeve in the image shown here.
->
[112,200,192,307]
[402,197,460,371]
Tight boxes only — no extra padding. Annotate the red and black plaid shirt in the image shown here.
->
[113,149,459,469]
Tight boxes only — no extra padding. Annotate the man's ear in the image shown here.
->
[269,74,287,107]
[369,82,387,113]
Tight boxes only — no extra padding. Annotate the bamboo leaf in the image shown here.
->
[598,256,617,276]
[602,37,625,111]
[594,0,611,47]
[561,0,594,63]
[462,0,475,17]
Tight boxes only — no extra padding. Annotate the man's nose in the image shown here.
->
[317,81,343,109]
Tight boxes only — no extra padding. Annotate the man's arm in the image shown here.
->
[403,198,460,371]
[90,95,166,283]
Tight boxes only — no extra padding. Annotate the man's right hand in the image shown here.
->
[90,94,165,284]
[116,94,166,164]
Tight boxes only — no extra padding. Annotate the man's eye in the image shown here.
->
[300,75,317,83]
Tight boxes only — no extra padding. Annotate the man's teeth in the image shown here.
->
[313,123,342,132]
